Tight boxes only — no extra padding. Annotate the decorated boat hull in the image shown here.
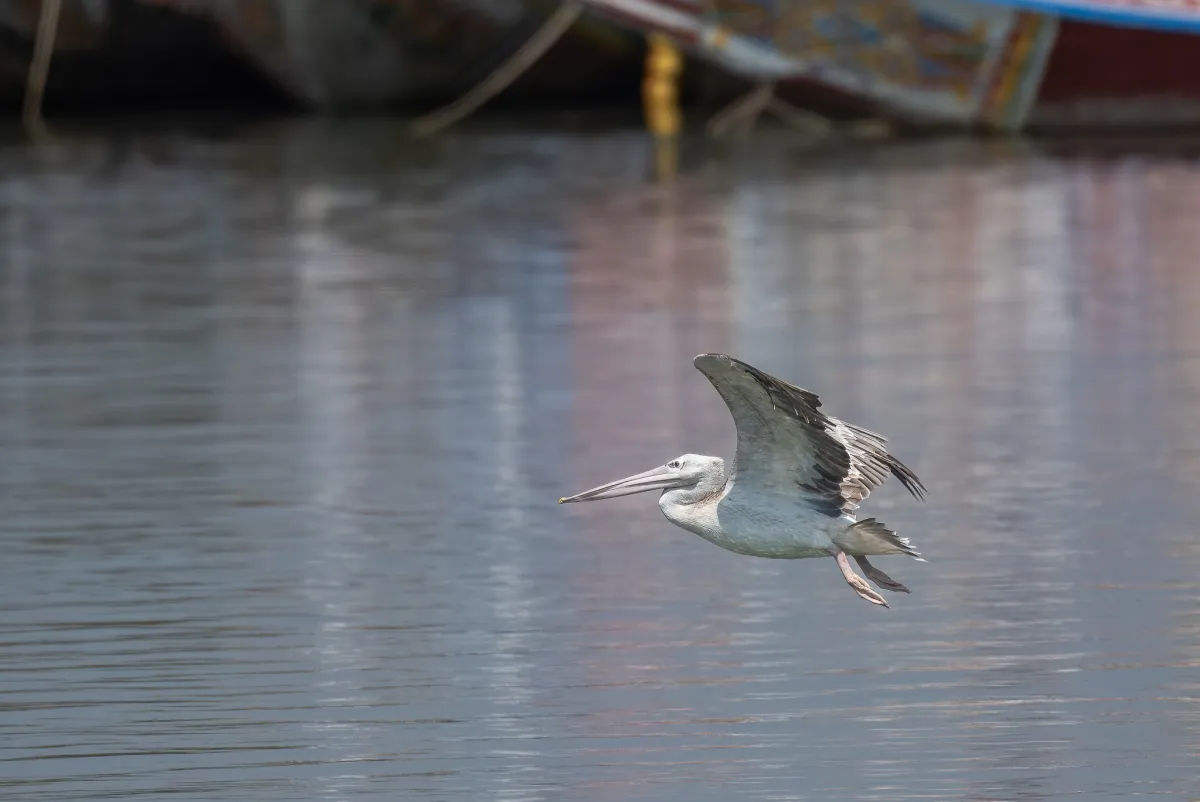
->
[582,0,1061,130]
[584,0,1200,131]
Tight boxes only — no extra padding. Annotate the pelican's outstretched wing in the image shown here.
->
[693,354,925,517]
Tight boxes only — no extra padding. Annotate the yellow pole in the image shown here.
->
[642,33,682,179]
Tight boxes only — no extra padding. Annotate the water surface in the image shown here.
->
[1,121,1198,800]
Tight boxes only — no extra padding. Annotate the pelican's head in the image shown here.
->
[558,454,724,504]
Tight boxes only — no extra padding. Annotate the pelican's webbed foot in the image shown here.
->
[834,551,889,607]
[854,555,910,594]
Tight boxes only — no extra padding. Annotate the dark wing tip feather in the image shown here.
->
[885,454,927,502]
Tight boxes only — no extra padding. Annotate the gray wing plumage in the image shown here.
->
[693,354,926,517]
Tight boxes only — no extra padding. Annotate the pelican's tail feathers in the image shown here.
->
[835,518,924,561]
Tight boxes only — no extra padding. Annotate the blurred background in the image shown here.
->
[2,1,1200,800]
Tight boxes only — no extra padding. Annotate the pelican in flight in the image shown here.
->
[559,354,927,607]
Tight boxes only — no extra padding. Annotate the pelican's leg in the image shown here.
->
[833,551,889,607]
[854,556,910,594]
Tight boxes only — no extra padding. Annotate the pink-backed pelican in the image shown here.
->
[559,354,927,607]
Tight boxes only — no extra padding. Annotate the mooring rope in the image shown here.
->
[23,0,62,138]
[706,81,833,140]
[410,0,583,137]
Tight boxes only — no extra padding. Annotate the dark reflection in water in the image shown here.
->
[0,121,1198,801]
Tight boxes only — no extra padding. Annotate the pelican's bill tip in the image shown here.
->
[557,497,566,504]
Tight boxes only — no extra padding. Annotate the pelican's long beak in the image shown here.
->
[559,464,681,504]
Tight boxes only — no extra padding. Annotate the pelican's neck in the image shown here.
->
[657,462,727,541]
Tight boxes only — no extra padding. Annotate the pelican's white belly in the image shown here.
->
[660,495,848,559]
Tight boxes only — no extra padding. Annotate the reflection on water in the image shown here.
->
[0,121,1198,800]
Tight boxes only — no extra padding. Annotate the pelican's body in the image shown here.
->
[665,491,848,559]
[560,354,927,607]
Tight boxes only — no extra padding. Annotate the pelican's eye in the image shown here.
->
[668,460,681,470]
